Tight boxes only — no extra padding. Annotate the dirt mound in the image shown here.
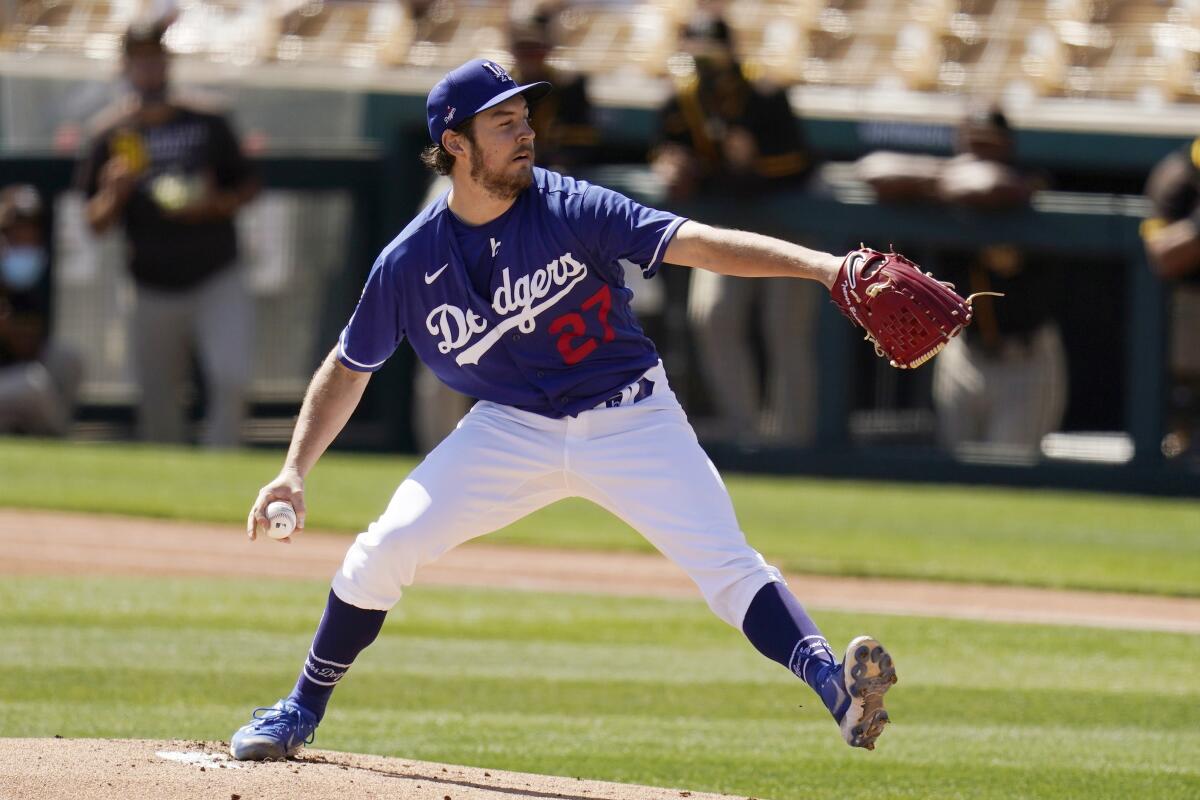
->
[0,738,738,800]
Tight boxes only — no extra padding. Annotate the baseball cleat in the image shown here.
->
[829,635,898,750]
[229,698,319,761]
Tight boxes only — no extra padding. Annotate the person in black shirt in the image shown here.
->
[652,13,819,444]
[1142,138,1200,459]
[0,185,83,435]
[76,20,258,446]
[653,17,811,201]
[508,9,598,172]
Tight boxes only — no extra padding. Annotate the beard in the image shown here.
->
[469,147,534,200]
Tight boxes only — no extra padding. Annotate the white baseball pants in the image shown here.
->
[331,362,784,628]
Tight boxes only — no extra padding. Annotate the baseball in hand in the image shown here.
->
[265,501,297,540]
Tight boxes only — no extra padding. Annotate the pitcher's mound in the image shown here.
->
[0,738,742,800]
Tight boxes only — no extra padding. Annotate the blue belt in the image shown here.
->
[602,377,655,409]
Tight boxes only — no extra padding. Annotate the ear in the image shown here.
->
[442,129,469,158]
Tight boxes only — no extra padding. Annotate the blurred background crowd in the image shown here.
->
[1,0,1198,493]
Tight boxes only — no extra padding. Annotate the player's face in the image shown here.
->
[124,47,169,101]
[512,39,550,79]
[464,95,536,200]
[681,38,735,82]
[959,124,1012,163]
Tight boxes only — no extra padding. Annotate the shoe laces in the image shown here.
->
[248,703,317,745]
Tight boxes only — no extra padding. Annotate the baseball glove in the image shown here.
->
[830,246,998,369]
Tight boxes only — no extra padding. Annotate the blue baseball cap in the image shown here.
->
[426,58,552,144]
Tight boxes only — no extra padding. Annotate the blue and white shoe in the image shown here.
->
[229,698,319,761]
[825,636,898,750]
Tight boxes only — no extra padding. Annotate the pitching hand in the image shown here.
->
[247,468,306,543]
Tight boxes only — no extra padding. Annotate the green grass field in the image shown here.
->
[1,439,1197,595]
[1,576,1198,800]
[3,439,1199,798]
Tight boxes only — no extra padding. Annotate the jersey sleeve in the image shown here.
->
[577,183,687,279]
[656,95,695,150]
[1144,146,1199,223]
[74,132,110,199]
[337,256,405,372]
[207,114,255,189]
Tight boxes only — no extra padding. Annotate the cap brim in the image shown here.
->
[473,81,553,118]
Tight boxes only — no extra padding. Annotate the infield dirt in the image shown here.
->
[2,508,1198,633]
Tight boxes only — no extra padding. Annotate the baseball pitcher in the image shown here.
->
[230,59,975,762]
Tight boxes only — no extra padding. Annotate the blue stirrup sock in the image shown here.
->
[742,582,841,711]
[288,589,387,721]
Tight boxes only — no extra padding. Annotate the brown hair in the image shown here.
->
[419,117,476,176]
[123,20,168,56]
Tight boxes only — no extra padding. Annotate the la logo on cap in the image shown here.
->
[482,61,511,82]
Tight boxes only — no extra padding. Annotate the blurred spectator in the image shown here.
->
[509,6,599,172]
[410,6,601,452]
[858,107,1066,454]
[75,20,259,447]
[1142,139,1200,460]
[0,185,83,436]
[651,12,820,444]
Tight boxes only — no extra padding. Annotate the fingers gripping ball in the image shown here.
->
[830,247,1001,369]
[266,501,297,540]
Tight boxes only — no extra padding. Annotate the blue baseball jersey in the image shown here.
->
[337,168,687,417]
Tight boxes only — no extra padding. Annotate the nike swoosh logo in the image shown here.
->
[425,263,450,284]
